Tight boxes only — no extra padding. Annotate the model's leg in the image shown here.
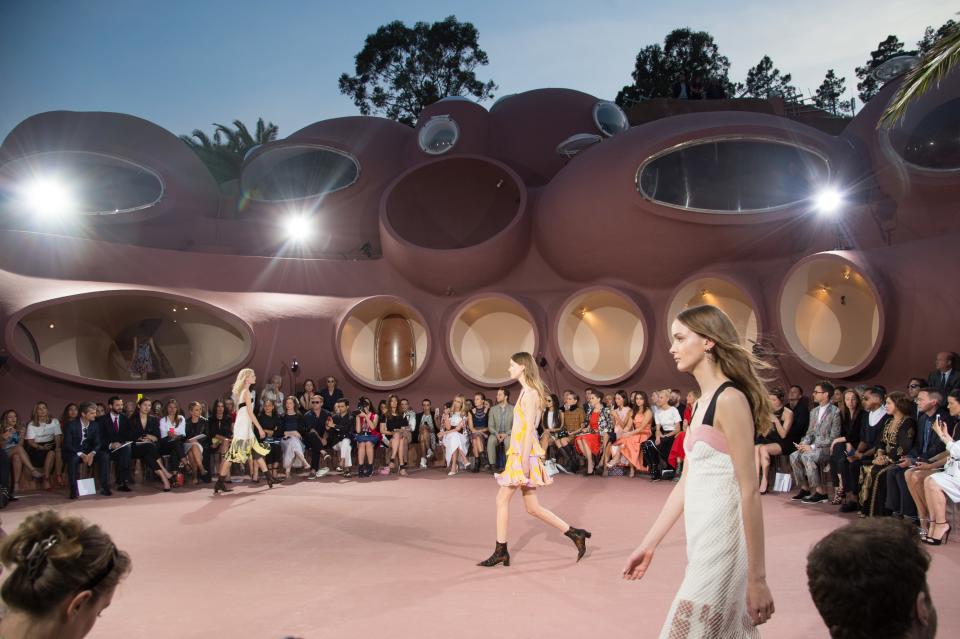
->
[496,486,516,542]
[520,487,569,532]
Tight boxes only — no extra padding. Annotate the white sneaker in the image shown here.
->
[420,458,427,469]
[556,463,571,475]
[447,471,456,476]
[315,468,330,478]
[426,449,434,459]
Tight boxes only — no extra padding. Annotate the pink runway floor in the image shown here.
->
[3,471,958,639]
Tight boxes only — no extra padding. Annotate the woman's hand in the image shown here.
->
[746,578,775,626]
[622,544,655,580]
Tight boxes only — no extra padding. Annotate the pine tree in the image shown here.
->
[815,69,850,116]
[855,35,911,102]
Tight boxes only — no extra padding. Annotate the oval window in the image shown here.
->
[593,101,629,137]
[898,98,960,170]
[1,151,163,215]
[637,138,830,213]
[418,116,460,155]
[240,145,359,201]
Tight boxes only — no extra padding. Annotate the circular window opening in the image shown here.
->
[637,137,830,213]
[779,255,882,376]
[449,296,537,386]
[338,297,428,389]
[8,293,252,387]
[0,151,163,216]
[418,116,460,155]
[893,97,960,171]
[385,157,524,250]
[593,101,629,137]
[666,277,759,347]
[556,134,603,158]
[240,144,359,202]
[556,288,646,384]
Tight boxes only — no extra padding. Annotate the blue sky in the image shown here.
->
[0,0,953,140]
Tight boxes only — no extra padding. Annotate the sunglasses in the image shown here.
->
[311,400,321,404]
[908,384,921,389]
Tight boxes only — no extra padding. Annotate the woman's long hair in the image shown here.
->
[511,352,550,409]
[231,368,254,401]
[676,305,773,436]
[29,402,50,426]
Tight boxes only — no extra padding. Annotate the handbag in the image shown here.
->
[773,472,793,492]
[544,458,559,477]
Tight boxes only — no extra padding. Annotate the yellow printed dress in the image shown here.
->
[225,398,270,463]
[495,390,553,488]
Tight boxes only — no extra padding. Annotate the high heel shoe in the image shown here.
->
[923,522,950,545]
[213,477,233,495]
[477,541,510,567]
[564,526,592,561]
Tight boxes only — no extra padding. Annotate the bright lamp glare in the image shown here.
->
[22,178,73,217]
[284,214,312,241]
[815,188,842,215]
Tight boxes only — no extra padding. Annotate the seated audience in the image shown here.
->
[469,392,489,472]
[158,399,186,476]
[256,398,283,480]
[299,378,317,412]
[0,510,132,639]
[328,398,354,477]
[279,396,313,478]
[786,385,810,445]
[5,409,44,492]
[555,390,585,473]
[206,398,233,480]
[577,392,608,476]
[320,376,344,412]
[618,391,653,477]
[919,389,960,545]
[441,395,471,476]
[62,402,108,499]
[838,386,888,513]
[927,351,959,396]
[755,388,795,494]
[790,381,840,504]
[96,396,133,493]
[382,394,410,476]
[28,402,65,490]
[642,388,680,480]
[859,391,917,517]
[603,390,632,472]
[538,393,562,458]
[303,396,332,478]
[487,388,513,473]
[414,399,437,469]
[806,518,936,639]
[130,397,172,491]
[887,388,948,521]
[354,396,381,478]
[829,389,864,503]
[183,401,209,483]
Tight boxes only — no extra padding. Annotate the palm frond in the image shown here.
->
[879,25,960,128]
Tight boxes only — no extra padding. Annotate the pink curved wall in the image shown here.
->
[1,79,959,416]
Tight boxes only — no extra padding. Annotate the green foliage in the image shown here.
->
[615,28,738,104]
[180,118,278,184]
[338,15,497,126]
[744,55,800,100]
[814,69,852,116]
[881,21,960,128]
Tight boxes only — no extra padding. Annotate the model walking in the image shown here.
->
[622,305,775,637]
[214,368,275,494]
[477,352,591,567]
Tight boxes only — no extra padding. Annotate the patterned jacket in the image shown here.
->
[802,403,841,450]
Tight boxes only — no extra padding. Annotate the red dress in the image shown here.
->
[575,411,602,456]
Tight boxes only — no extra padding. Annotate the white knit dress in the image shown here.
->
[659,383,758,639]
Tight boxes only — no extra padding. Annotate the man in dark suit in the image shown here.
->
[889,388,950,519]
[97,395,133,493]
[927,351,960,396]
[62,401,108,499]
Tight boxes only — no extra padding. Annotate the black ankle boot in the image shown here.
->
[472,456,481,473]
[564,526,592,562]
[265,469,275,489]
[477,541,510,567]
[213,477,233,494]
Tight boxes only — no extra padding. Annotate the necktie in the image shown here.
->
[944,372,949,389]
[81,424,88,447]
[113,415,119,433]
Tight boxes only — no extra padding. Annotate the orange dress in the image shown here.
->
[618,410,652,471]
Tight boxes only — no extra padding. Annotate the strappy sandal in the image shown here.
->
[830,488,845,505]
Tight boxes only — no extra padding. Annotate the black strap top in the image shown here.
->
[701,381,738,427]
[238,402,247,409]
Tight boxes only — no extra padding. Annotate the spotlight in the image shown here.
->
[21,178,73,217]
[815,188,842,215]
[284,214,312,242]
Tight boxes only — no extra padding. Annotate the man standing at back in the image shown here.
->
[487,388,514,473]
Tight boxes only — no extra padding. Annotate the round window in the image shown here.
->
[593,101,629,137]
[418,116,460,155]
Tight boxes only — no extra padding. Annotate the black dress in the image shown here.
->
[859,416,917,516]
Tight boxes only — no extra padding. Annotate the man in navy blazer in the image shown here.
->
[96,395,133,493]
[62,401,110,499]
